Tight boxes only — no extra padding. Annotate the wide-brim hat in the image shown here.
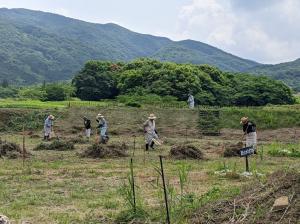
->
[240,117,248,124]
[96,113,104,119]
[49,115,55,120]
[148,113,157,119]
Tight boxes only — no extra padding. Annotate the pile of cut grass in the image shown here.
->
[34,140,75,151]
[81,143,128,158]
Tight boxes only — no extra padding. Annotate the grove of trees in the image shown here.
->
[72,59,295,106]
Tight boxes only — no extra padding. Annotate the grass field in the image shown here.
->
[0,133,299,224]
[0,105,299,223]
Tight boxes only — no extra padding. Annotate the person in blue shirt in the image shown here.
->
[96,114,109,144]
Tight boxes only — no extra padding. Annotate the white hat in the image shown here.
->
[49,115,55,120]
[148,113,157,119]
[96,113,104,119]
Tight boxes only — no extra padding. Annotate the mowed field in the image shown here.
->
[0,105,299,224]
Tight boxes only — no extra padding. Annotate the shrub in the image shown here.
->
[0,87,18,98]
[125,101,141,108]
[44,84,67,101]
[18,86,46,100]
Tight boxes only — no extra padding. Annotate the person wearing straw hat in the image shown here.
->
[143,113,159,151]
[83,116,91,139]
[96,113,109,144]
[240,117,257,152]
[44,114,55,141]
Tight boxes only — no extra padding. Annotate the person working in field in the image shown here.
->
[96,114,109,144]
[44,114,54,141]
[143,113,159,151]
[240,117,257,152]
[83,116,91,139]
[187,93,195,109]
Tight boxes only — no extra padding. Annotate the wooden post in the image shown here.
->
[132,135,136,157]
[245,155,249,172]
[159,155,171,224]
[143,144,146,165]
[130,158,136,213]
[22,125,26,166]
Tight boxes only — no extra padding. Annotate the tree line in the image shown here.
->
[72,58,295,106]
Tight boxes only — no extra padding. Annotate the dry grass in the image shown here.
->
[0,132,299,223]
[0,106,299,223]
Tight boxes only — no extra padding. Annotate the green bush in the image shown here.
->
[125,101,141,108]
[18,86,46,100]
[44,84,67,101]
[0,87,18,98]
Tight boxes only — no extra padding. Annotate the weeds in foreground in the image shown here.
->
[266,142,300,158]
[116,159,148,223]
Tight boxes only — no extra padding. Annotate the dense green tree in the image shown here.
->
[0,87,18,98]
[18,86,46,100]
[1,79,9,88]
[72,59,295,106]
[72,61,119,100]
[44,84,67,101]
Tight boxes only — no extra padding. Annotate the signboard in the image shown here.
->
[239,146,254,157]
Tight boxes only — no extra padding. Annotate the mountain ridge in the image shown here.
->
[0,7,299,90]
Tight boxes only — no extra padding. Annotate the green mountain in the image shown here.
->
[0,8,299,91]
[246,59,300,91]
[152,40,258,72]
[0,8,260,85]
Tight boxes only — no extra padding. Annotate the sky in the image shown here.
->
[0,0,299,64]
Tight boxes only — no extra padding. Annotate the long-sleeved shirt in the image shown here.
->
[84,119,91,129]
[243,121,256,134]
[143,119,155,132]
[97,118,107,128]
[44,117,53,128]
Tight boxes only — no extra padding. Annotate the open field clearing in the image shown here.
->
[0,106,299,223]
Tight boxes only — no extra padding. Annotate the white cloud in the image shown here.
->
[177,0,300,64]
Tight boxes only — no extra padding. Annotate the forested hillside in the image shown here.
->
[0,8,299,91]
[72,59,295,106]
[0,8,258,85]
[247,58,300,91]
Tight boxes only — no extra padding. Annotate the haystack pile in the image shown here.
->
[81,143,128,158]
[223,141,244,157]
[34,140,75,151]
[0,139,29,159]
[170,145,204,160]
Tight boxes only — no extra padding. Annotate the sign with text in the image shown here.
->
[239,146,254,157]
